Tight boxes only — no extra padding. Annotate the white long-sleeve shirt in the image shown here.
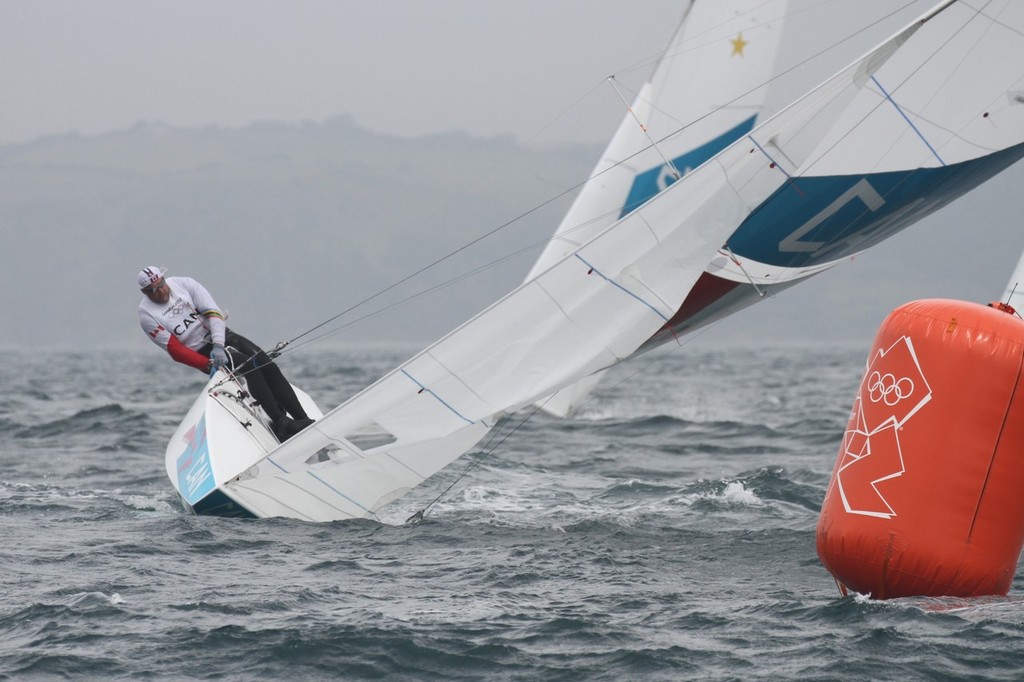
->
[138,276,226,370]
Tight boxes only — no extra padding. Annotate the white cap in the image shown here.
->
[137,266,166,289]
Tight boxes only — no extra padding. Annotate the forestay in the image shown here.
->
[220,2,957,522]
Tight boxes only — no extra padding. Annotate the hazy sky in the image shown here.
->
[3,0,937,147]
[10,0,1018,354]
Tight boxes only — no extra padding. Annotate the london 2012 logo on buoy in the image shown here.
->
[833,335,932,518]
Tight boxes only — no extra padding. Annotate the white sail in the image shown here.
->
[200,2,971,522]
[528,0,791,416]
[999,251,1024,312]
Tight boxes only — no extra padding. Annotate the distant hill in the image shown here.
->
[3,115,1023,355]
[1,116,594,351]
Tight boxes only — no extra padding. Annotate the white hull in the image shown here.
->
[164,371,324,518]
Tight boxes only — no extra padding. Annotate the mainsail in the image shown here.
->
[195,0,1023,523]
[526,0,791,416]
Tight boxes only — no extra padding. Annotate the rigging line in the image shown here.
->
[407,399,553,524]
[281,171,712,352]
[281,178,677,354]
[382,82,611,279]
[274,210,623,355]
[274,150,661,356]
[405,420,510,523]
[607,75,682,182]
[722,245,768,298]
[282,2,933,359]
[278,164,612,353]
[238,4,948,379]
[270,84,633,355]
[209,348,282,392]
[273,113,711,356]
[270,72,611,359]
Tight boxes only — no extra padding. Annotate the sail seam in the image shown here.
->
[573,254,669,322]
[400,369,474,424]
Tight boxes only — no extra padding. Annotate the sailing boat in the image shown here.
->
[167,0,1024,522]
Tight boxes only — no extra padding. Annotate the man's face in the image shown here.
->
[142,278,170,304]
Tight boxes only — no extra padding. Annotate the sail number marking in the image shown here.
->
[780,178,885,253]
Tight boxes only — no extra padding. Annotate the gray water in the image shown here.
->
[2,346,1023,680]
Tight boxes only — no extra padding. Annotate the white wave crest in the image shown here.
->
[712,481,763,506]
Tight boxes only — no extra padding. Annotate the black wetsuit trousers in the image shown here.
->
[201,330,309,424]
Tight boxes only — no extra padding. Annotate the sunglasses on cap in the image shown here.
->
[141,278,166,295]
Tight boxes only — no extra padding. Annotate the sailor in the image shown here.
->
[136,266,314,441]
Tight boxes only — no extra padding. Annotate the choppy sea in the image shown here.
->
[3,345,1023,680]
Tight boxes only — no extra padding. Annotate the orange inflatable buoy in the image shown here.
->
[816,298,1024,599]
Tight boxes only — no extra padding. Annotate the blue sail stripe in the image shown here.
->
[574,254,669,322]
[620,116,757,219]
[872,76,946,167]
[400,369,474,425]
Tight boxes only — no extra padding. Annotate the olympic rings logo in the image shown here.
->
[169,299,189,316]
[866,370,914,406]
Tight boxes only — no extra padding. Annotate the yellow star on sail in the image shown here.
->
[730,33,748,57]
